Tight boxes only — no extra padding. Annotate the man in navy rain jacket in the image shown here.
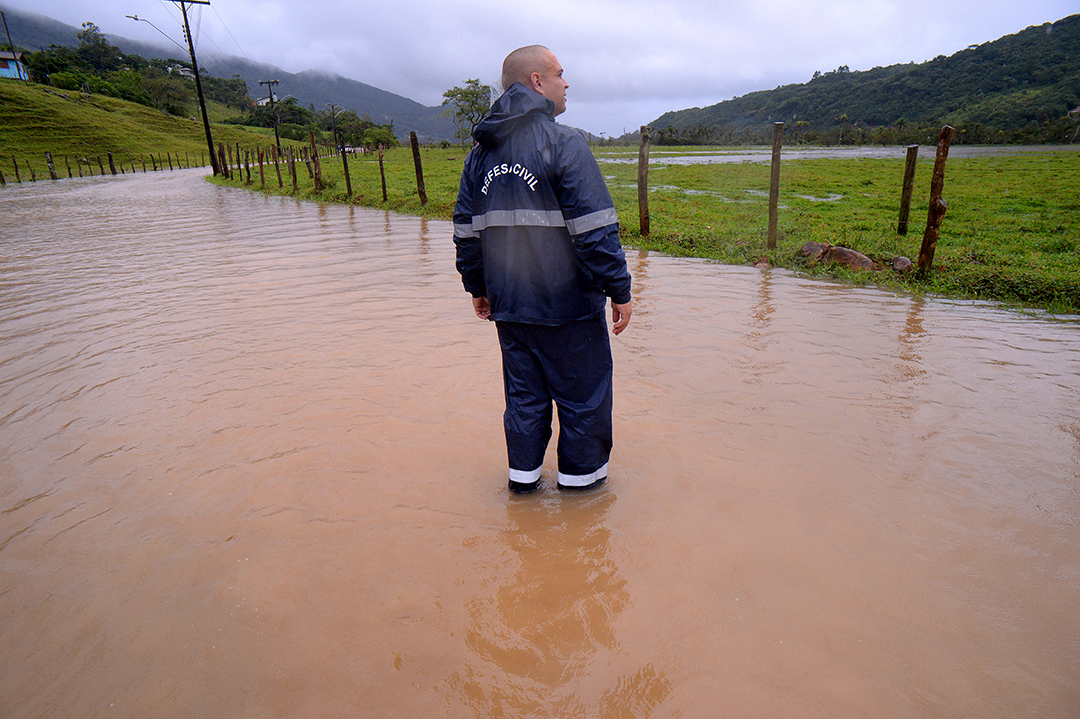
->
[453,45,633,494]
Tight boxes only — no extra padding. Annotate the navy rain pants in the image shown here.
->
[496,318,613,488]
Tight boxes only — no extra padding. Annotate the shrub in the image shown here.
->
[49,71,88,91]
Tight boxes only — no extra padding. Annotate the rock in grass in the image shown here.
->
[892,256,914,273]
[823,246,874,271]
[798,241,829,260]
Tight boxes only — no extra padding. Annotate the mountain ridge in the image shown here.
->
[646,14,1080,144]
[0,3,458,141]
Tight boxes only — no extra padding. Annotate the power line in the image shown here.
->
[149,0,236,77]
[211,3,249,60]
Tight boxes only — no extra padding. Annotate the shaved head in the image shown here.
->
[500,45,569,116]
[500,45,554,91]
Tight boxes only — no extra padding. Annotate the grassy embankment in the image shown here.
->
[0,80,304,171]
[211,142,1080,315]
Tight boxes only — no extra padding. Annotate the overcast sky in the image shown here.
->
[4,0,1075,136]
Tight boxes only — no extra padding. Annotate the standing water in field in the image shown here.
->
[1,170,1078,718]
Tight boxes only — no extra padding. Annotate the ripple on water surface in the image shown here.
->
[1,170,1079,718]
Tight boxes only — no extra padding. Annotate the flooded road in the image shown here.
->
[2,169,1079,718]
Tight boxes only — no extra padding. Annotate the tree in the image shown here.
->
[837,113,849,144]
[201,74,251,111]
[26,45,78,83]
[360,126,398,150]
[140,73,193,116]
[441,79,492,145]
[77,22,123,74]
[272,97,314,126]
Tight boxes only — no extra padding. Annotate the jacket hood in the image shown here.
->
[473,83,554,147]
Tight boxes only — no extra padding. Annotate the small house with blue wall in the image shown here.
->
[0,51,28,81]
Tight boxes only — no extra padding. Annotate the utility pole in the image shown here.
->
[260,79,282,155]
[327,103,351,196]
[172,0,219,176]
[327,103,340,148]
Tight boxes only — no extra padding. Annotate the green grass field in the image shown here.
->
[210,142,1080,315]
[0,81,302,170]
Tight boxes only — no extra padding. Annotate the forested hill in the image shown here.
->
[648,14,1080,145]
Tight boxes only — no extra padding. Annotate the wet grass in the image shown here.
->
[211,143,1080,315]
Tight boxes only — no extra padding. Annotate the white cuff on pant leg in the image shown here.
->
[557,462,608,488]
[509,466,542,484]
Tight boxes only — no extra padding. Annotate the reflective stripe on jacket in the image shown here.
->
[454,83,632,325]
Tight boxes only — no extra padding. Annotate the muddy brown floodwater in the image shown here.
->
[2,169,1079,718]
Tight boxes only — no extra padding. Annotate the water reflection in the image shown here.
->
[890,297,930,415]
[740,268,779,385]
[447,492,671,717]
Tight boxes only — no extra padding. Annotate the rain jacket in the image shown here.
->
[453,83,632,325]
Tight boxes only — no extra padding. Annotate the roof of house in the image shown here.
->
[0,50,25,61]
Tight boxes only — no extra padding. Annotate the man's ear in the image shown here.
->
[530,71,542,91]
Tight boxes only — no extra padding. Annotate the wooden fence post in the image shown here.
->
[410,132,427,204]
[258,148,265,188]
[917,126,956,276]
[45,151,58,180]
[64,156,72,178]
[96,156,104,175]
[767,122,784,249]
[897,145,920,235]
[288,147,298,193]
[26,160,36,182]
[0,166,5,185]
[272,145,283,188]
[378,144,388,201]
[637,125,654,236]
[340,140,352,197]
[301,147,313,179]
[309,132,323,191]
[107,152,117,175]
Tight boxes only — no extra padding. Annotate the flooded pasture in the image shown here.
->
[596,143,1080,164]
[1,169,1079,718]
